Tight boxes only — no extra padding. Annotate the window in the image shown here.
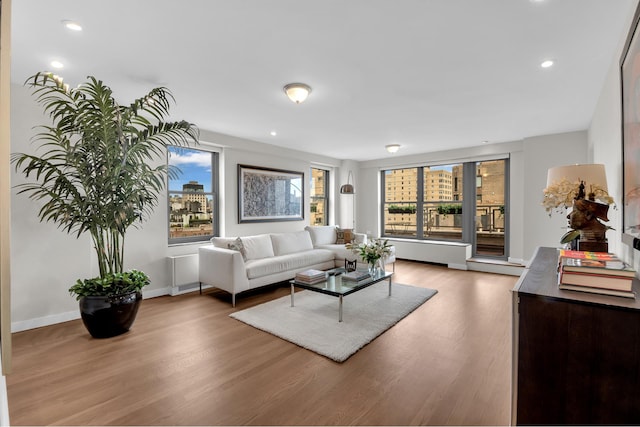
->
[167,146,219,244]
[310,167,329,225]
[381,159,509,259]
[382,168,418,238]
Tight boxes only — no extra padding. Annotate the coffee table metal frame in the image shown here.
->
[289,270,394,322]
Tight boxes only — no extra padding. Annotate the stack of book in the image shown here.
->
[557,249,637,299]
[295,269,327,284]
[341,270,371,282]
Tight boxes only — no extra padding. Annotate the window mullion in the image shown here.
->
[417,167,424,239]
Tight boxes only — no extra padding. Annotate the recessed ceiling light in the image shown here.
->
[270,131,277,136]
[50,60,64,69]
[541,60,554,68]
[482,140,489,144]
[62,20,83,31]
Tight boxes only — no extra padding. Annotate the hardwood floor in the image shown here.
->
[6,260,517,426]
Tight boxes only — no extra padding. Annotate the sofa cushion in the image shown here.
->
[245,249,334,279]
[241,234,275,260]
[317,243,396,264]
[228,237,247,260]
[304,225,337,246]
[336,228,353,244]
[316,243,359,261]
[271,231,313,256]
[211,236,237,248]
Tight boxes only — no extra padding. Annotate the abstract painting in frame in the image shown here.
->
[238,164,304,223]
[621,0,640,241]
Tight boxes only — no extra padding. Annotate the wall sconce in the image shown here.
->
[283,83,312,104]
[386,144,400,154]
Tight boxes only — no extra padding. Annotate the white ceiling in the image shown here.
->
[10,0,637,161]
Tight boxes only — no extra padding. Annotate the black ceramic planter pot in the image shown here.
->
[79,291,143,338]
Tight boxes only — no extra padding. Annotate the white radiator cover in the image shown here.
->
[168,254,199,290]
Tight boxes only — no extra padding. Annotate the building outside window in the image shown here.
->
[381,159,508,258]
[310,167,329,225]
[383,168,418,238]
[167,146,219,244]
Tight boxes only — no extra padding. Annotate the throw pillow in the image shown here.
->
[336,228,353,244]
[228,237,247,260]
[241,234,275,260]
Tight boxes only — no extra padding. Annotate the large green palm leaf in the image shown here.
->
[12,72,199,277]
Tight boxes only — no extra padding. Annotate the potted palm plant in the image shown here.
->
[12,72,199,338]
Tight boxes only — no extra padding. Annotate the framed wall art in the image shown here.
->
[238,164,304,223]
[621,0,640,244]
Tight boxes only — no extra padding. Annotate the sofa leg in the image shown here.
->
[199,282,202,295]
[232,294,236,307]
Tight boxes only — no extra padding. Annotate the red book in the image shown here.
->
[558,249,618,261]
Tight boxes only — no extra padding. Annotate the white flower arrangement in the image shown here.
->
[349,238,392,264]
[542,178,614,215]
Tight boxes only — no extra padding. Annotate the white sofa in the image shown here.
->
[198,226,394,306]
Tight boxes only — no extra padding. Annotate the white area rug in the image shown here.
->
[229,282,437,362]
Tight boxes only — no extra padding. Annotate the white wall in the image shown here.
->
[12,21,632,329]
[9,83,345,330]
[522,131,588,260]
[356,134,588,263]
[10,84,93,330]
[589,0,639,264]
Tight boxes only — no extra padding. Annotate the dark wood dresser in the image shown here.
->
[512,246,640,425]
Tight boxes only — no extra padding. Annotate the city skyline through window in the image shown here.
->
[167,146,218,244]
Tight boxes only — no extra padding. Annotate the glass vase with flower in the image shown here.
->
[349,238,392,277]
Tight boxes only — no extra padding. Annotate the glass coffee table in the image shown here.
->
[289,270,394,322]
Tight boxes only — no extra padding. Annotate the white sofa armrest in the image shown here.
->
[198,245,249,306]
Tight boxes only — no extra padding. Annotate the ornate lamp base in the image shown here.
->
[577,239,608,253]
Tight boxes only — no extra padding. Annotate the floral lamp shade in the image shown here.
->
[543,163,614,252]
[543,164,613,213]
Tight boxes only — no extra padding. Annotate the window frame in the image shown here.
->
[380,157,509,259]
[167,146,219,245]
[310,166,330,226]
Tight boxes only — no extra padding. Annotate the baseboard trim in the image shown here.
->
[12,287,174,333]
[143,286,171,299]
[447,263,468,270]
[12,310,80,333]
[508,257,525,265]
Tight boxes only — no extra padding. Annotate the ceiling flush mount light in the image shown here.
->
[283,83,312,104]
[62,20,82,31]
[50,60,64,69]
[270,131,277,136]
[541,60,554,68]
[385,144,401,153]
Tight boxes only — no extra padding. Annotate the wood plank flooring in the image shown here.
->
[6,260,517,425]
